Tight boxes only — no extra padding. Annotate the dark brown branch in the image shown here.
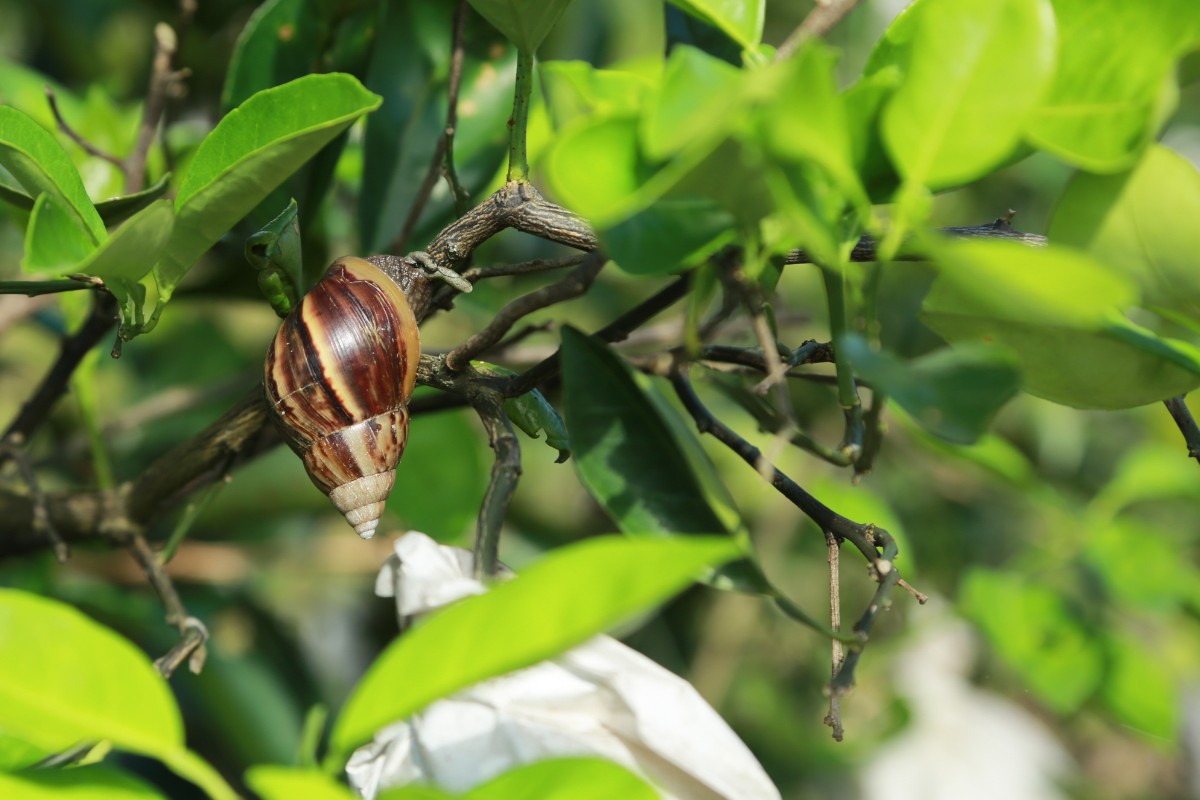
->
[391,0,471,254]
[445,252,606,371]
[1164,396,1200,465]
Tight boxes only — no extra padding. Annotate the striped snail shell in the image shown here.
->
[263,255,431,539]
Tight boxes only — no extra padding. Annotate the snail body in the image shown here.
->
[264,255,429,539]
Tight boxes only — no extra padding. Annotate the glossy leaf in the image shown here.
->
[329,535,739,758]
[561,326,736,537]
[246,766,361,800]
[221,0,326,111]
[0,106,105,243]
[603,197,735,276]
[666,0,764,48]
[466,758,658,800]
[93,173,173,227]
[960,569,1103,714]
[467,0,572,53]
[0,590,237,799]
[1026,0,1200,172]
[0,766,166,799]
[152,74,382,325]
[245,197,302,317]
[921,239,1200,408]
[505,389,571,462]
[841,335,1019,444]
[22,193,96,274]
[879,0,1056,188]
[1049,145,1200,318]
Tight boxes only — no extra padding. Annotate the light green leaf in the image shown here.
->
[0,765,166,799]
[22,193,97,274]
[666,0,765,48]
[0,590,237,799]
[961,569,1103,714]
[1049,145,1200,318]
[539,61,656,129]
[1101,633,1178,740]
[389,406,487,539]
[467,0,573,53]
[841,335,1020,444]
[466,758,659,800]
[505,389,571,462]
[880,0,1056,189]
[641,45,743,160]
[1026,0,1200,172]
[329,535,739,759]
[93,173,174,227]
[245,197,302,317]
[151,74,381,329]
[921,239,1200,408]
[246,766,360,800]
[0,106,105,243]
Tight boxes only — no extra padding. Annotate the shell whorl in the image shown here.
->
[264,256,421,538]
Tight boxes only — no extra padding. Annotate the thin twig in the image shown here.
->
[0,435,68,562]
[470,385,522,577]
[784,218,1047,265]
[462,254,588,281]
[1,293,117,454]
[1164,396,1200,465]
[391,0,472,253]
[824,531,844,741]
[125,22,187,193]
[776,0,863,60]
[126,533,208,676]
[45,88,125,170]
[445,252,606,371]
[442,0,471,216]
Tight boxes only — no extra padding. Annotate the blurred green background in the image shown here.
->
[2,1,1200,798]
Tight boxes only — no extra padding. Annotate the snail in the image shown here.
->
[263,253,469,539]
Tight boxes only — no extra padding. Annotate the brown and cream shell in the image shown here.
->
[263,256,422,539]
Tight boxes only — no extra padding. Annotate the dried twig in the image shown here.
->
[45,88,125,170]
[824,531,844,741]
[777,0,863,60]
[126,533,208,676]
[391,0,472,253]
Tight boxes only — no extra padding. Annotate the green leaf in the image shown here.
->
[641,45,743,160]
[22,193,97,274]
[246,766,361,800]
[222,0,328,111]
[603,198,735,276]
[0,765,166,799]
[466,758,659,800]
[245,197,302,317]
[666,0,765,48]
[467,0,573,53]
[1049,145,1200,318]
[921,238,1200,408]
[329,535,739,759]
[505,389,571,462]
[960,569,1103,714]
[1025,0,1200,172]
[76,199,175,336]
[841,335,1020,444]
[539,61,655,129]
[879,0,1056,188]
[151,74,382,328]
[560,326,737,538]
[0,106,105,243]
[0,590,237,799]
[1101,633,1178,740]
[93,173,173,227]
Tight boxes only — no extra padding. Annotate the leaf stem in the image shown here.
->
[0,279,95,296]
[506,49,534,183]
